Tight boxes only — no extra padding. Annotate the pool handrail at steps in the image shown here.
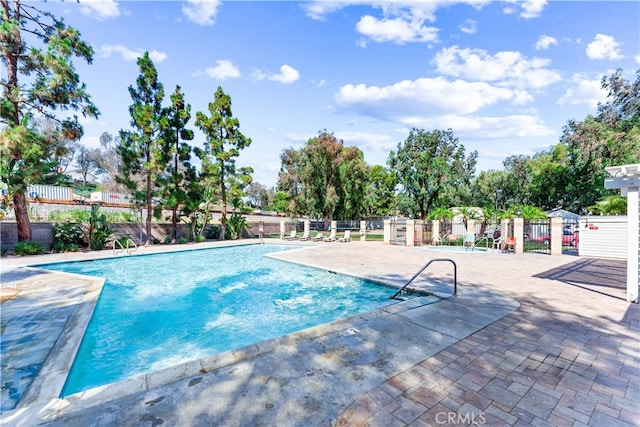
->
[113,238,138,256]
[391,258,457,299]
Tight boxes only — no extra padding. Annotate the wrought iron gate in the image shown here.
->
[524,219,551,254]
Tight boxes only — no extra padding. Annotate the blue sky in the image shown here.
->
[46,0,640,188]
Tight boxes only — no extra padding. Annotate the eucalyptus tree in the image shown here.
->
[298,131,342,226]
[195,86,252,240]
[366,165,398,217]
[336,146,369,220]
[117,52,169,244]
[277,131,369,227]
[162,85,194,243]
[246,181,270,209]
[75,144,103,185]
[1,0,99,240]
[388,128,477,219]
[96,132,126,192]
[277,147,305,215]
[561,68,640,213]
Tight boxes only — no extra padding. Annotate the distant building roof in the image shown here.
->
[545,208,580,221]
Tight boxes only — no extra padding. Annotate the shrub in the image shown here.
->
[14,241,45,256]
[227,213,247,240]
[203,225,221,240]
[163,235,172,244]
[195,234,205,243]
[52,222,85,252]
[177,236,189,244]
[85,205,114,250]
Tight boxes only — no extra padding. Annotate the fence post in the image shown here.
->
[432,220,440,245]
[360,220,366,241]
[513,218,524,254]
[280,220,286,239]
[406,219,415,246]
[550,217,562,255]
[383,219,392,245]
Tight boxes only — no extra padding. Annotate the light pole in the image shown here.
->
[139,206,143,244]
[494,189,502,211]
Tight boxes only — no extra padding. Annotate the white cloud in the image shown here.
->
[78,0,120,20]
[269,65,300,84]
[433,46,561,89]
[557,74,608,108]
[284,132,313,144]
[402,114,555,139]
[182,0,222,26]
[335,77,518,118]
[356,15,439,44]
[636,54,640,64]
[335,131,396,153]
[586,34,623,60]
[204,60,241,80]
[80,135,102,149]
[100,45,167,63]
[503,0,547,18]
[459,19,477,35]
[519,0,547,18]
[535,35,557,51]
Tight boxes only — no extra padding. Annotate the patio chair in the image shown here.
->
[338,230,351,243]
[323,229,337,242]
[464,233,475,250]
[492,236,502,250]
[296,229,311,241]
[502,237,516,253]
[311,232,325,241]
[282,230,297,240]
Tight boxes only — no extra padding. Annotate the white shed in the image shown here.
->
[578,216,627,260]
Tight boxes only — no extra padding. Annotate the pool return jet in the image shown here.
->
[391,258,457,300]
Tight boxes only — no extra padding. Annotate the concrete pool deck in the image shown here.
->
[1,240,638,426]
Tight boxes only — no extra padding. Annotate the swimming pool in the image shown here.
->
[41,244,412,396]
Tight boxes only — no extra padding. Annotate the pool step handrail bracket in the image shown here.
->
[113,238,138,256]
[391,258,457,299]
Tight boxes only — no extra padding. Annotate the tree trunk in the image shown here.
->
[146,171,152,245]
[172,207,177,243]
[13,190,32,242]
[219,159,226,241]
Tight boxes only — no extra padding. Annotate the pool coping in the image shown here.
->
[1,240,520,425]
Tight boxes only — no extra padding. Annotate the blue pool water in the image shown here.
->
[41,244,407,395]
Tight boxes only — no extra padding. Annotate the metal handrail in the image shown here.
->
[391,258,457,299]
[113,238,138,256]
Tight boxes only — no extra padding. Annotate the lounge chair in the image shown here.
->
[311,232,325,241]
[464,233,474,250]
[323,229,337,242]
[297,230,311,241]
[338,230,351,242]
[502,237,516,253]
[282,230,297,240]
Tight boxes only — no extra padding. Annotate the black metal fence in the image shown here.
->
[523,219,551,254]
[562,217,580,255]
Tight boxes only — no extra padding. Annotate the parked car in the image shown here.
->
[528,229,578,247]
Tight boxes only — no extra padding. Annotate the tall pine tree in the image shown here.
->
[1,0,99,241]
[161,85,194,243]
[195,87,252,240]
[118,52,168,244]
